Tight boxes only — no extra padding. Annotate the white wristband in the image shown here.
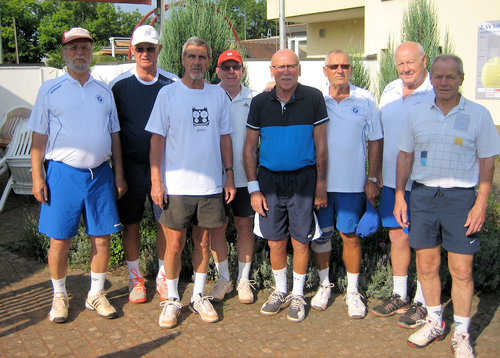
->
[247,180,260,194]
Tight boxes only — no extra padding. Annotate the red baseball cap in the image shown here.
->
[217,49,243,67]
[62,27,94,45]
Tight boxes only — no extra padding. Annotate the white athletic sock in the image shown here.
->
[346,272,359,293]
[272,267,287,294]
[318,267,330,287]
[215,259,230,281]
[427,304,443,326]
[392,275,408,301]
[51,277,67,295]
[413,281,426,306]
[166,278,179,300]
[89,271,106,296]
[192,272,207,300]
[126,260,142,279]
[453,315,470,334]
[238,261,252,281]
[291,271,306,296]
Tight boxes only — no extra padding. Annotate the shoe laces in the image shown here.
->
[156,273,168,289]
[130,268,146,289]
[237,279,256,291]
[160,298,183,313]
[453,333,474,355]
[194,295,215,313]
[52,293,68,310]
[214,278,231,290]
[286,294,306,309]
[92,291,111,307]
[420,319,444,337]
[267,289,286,305]
[345,292,364,307]
[317,283,334,299]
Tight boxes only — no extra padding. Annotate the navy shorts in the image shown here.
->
[316,192,365,237]
[39,160,121,239]
[226,187,254,218]
[379,186,411,234]
[409,182,480,254]
[253,165,316,243]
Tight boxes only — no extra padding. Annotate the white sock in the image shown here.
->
[318,267,330,287]
[291,271,306,296]
[126,260,142,279]
[192,271,207,300]
[238,261,252,281]
[157,264,165,280]
[453,315,470,334]
[427,304,443,326]
[166,278,179,300]
[392,275,408,301]
[272,267,287,294]
[51,277,67,295]
[89,271,106,296]
[215,259,230,281]
[413,281,426,306]
[346,272,359,293]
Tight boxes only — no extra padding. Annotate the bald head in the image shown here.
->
[270,49,301,94]
[271,49,299,67]
[394,41,427,90]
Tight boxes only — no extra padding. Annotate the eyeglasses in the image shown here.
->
[135,46,156,53]
[64,44,92,52]
[326,64,351,70]
[220,64,243,71]
[272,64,299,71]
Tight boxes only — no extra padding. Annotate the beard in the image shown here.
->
[64,55,92,73]
[189,72,204,80]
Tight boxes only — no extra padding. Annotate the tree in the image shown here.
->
[377,0,455,96]
[158,0,236,83]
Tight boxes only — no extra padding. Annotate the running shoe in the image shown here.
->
[210,278,233,302]
[399,301,427,329]
[49,292,69,323]
[159,298,183,328]
[85,290,117,319]
[156,273,168,301]
[311,283,334,311]
[260,290,289,316]
[189,294,219,323]
[286,294,307,322]
[128,275,147,303]
[451,332,475,358]
[407,317,445,348]
[344,292,367,319]
[371,293,410,317]
[236,278,256,304]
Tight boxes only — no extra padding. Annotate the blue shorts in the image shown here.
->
[409,183,480,254]
[316,192,365,239]
[379,186,411,234]
[39,161,121,239]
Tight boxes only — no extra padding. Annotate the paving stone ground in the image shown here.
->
[0,162,498,357]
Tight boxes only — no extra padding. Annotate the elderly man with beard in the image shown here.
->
[29,27,127,323]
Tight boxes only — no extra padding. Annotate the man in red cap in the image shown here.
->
[29,27,127,323]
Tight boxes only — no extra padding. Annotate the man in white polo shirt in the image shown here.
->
[312,49,382,318]
[395,54,499,356]
[29,27,127,323]
[372,41,434,328]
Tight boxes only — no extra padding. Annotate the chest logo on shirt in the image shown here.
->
[351,106,359,114]
[453,114,470,132]
[192,107,210,126]
[95,95,103,104]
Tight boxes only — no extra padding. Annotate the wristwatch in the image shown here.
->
[225,167,234,172]
[367,177,378,183]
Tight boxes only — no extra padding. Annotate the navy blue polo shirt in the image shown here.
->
[247,83,328,171]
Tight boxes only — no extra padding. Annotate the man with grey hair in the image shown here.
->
[312,49,382,318]
[146,36,236,328]
[395,54,499,356]
[372,41,433,328]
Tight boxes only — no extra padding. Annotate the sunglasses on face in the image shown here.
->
[326,64,351,70]
[220,64,243,71]
[135,46,156,53]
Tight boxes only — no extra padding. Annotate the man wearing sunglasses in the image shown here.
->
[110,25,178,305]
[311,49,383,318]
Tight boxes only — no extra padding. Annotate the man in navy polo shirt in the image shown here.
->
[244,49,328,323]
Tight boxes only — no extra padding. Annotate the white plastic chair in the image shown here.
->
[0,119,34,212]
[0,106,32,175]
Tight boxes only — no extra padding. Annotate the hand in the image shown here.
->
[115,176,128,200]
[32,176,48,204]
[365,180,380,207]
[151,180,167,209]
[393,195,409,228]
[464,203,486,236]
[314,183,327,210]
[224,176,236,204]
[250,191,268,217]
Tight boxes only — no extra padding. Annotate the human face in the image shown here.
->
[132,42,161,70]
[270,49,300,93]
[181,44,211,80]
[430,58,464,103]
[216,60,244,89]
[62,39,92,73]
[323,52,351,89]
[394,43,427,90]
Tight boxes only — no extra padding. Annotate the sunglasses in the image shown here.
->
[135,46,156,53]
[220,64,243,71]
[326,64,351,70]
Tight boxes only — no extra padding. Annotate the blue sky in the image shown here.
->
[115,3,156,15]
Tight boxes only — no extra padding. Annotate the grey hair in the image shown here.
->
[394,41,425,61]
[182,36,212,58]
[431,54,464,76]
[325,49,351,65]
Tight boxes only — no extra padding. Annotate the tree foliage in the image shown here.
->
[1,0,141,64]
[158,0,236,83]
[377,0,455,97]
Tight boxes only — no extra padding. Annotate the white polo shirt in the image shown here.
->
[324,83,383,192]
[399,95,500,188]
[380,74,434,190]
[220,84,258,188]
[145,80,232,196]
[28,73,120,169]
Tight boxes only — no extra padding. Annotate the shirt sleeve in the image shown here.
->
[246,96,261,130]
[313,91,329,126]
[476,108,500,158]
[108,89,121,134]
[28,83,50,135]
[367,96,383,141]
[145,87,169,137]
[219,90,233,135]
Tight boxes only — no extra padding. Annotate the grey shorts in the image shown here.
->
[409,182,480,254]
[158,194,226,230]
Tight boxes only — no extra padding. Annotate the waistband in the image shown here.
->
[260,164,316,175]
[412,182,475,191]
[47,160,109,173]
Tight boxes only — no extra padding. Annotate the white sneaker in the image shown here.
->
[189,294,219,323]
[49,292,69,323]
[210,278,233,302]
[451,333,475,358]
[344,292,366,319]
[156,273,168,301]
[236,279,255,304]
[311,283,334,311]
[407,317,445,348]
[159,298,183,328]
